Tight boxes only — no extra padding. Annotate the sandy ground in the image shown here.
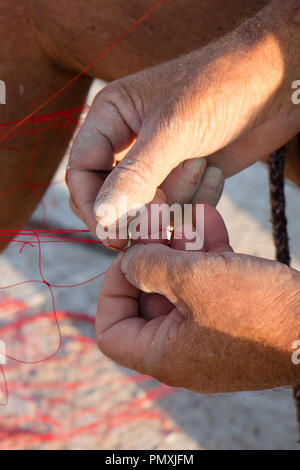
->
[0,81,300,450]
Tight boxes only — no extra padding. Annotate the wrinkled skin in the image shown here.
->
[68,0,300,249]
[1,1,300,391]
[97,200,300,392]
[68,1,300,390]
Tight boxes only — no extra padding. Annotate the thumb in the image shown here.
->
[120,244,180,304]
[94,121,187,247]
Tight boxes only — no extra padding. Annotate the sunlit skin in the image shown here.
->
[73,0,300,390]
[1,1,300,390]
[68,0,300,245]
[97,200,300,392]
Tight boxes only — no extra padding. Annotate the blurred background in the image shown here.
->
[0,80,300,450]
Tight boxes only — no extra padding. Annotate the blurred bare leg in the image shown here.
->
[0,3,92,250]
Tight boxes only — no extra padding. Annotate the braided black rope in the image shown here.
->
[268,147,300,442]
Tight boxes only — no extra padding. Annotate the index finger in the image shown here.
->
[66,85,138,234]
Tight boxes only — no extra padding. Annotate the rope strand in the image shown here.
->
[268,147,300,442]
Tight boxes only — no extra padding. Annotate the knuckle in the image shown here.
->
[116,158,153,185]
[94,80,130,113]
[95,79,142,131]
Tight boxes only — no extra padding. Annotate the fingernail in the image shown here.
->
[183,158,207,186]
[162,158,206,205]
[120,244,142,275]
[192,166,224,207]
[120,253,130,275]
[94,193,126,243]
[94,193,109,221]
[70,195,79,211]
[120,247,135,274]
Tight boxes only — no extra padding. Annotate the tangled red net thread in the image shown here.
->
[0,0,181,449]
[0,116,176,446]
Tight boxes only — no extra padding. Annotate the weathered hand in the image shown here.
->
[96,203,300,393]
[67,1,300,249]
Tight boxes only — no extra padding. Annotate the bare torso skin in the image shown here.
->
[0,0,298,249]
